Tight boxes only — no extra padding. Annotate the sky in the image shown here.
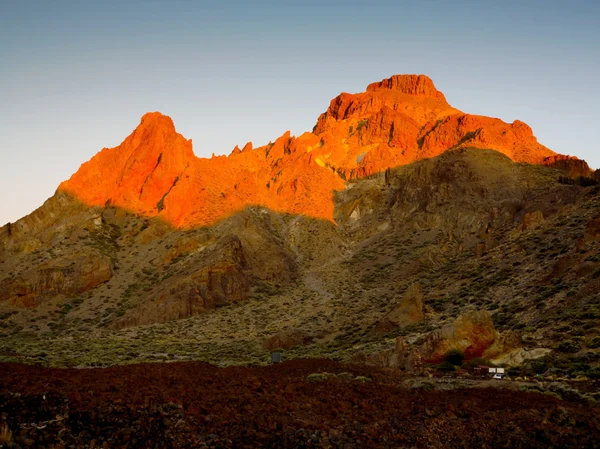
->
[1,0,599,224]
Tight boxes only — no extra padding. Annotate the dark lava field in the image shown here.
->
[0,359,598,448]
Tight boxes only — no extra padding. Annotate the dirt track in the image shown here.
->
[0,359,598,448]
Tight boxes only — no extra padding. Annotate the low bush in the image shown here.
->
[354,376,372,383]
[445,349,465,366]
[556,340,582,353]
[436,361,457,372]
[462,357,494,369]
[411,380,435,390]
[587,335,600,349]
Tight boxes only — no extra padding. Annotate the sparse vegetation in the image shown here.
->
[557,340,582,354]
[356,119,368,132]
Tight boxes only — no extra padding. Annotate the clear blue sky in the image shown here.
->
[1,0,599,224]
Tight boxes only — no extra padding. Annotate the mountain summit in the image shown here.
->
[58,74,557,228]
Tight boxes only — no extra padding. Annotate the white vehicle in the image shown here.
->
[492,373,504,380]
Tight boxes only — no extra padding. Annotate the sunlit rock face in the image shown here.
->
[58,74,557,229]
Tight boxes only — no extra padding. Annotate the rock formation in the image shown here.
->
[419,310,497,363]
[377,283,425,332]
[543,155,594,179]
[263,329,312,351]
[0,251,112,307]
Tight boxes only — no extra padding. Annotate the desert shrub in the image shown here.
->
[587,335,600,349]
[411,380,435,390]
[356,119,368,132]
[520,383,591,402]
[507,366,521,377]
[307,373,328,382]
[558,176,598,187]
[545,383,586,402]
[354,376,372,383]
[492,312,511,327]
[520,384,544,393]
[445,349,465,366]
[586,367,600,379]
[462,357,494,369]
[524,356,553,375]
[436,361,457,372]
[557,339,582,353]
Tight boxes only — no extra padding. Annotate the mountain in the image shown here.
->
[0,75,599,377]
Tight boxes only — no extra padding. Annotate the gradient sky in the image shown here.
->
[1,0,599,224]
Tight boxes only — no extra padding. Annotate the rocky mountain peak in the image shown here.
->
[58,112,194,217]
[366,74,446,101]
[52,75,563,229]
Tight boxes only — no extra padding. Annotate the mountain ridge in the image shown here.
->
[56,74,561,229]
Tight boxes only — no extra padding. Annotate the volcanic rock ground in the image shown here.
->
[1,360,599,448]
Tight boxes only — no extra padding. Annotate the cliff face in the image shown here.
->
[58,74,557,229]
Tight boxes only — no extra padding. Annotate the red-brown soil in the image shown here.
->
[1,360,598,448]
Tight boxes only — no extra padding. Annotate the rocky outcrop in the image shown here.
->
[483,330,522,360]
[490,348,552,366]
[420,310,496,363]
[522,210,545,230]
[59,112,195,222]
[418,115,552,164]
[543,155,594,179]
[368,337,425,373]
[0,252,112,307]
[377,283,424,332]
[112,236,250,328]
[366,74,448,100]
[372,319,521,369]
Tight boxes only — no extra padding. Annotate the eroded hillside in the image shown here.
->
[1,148,598,375]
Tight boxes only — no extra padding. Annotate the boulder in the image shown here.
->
[367,337,425,373]
[263,329,312,351]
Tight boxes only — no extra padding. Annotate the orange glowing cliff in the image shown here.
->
[59,74,557,228]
